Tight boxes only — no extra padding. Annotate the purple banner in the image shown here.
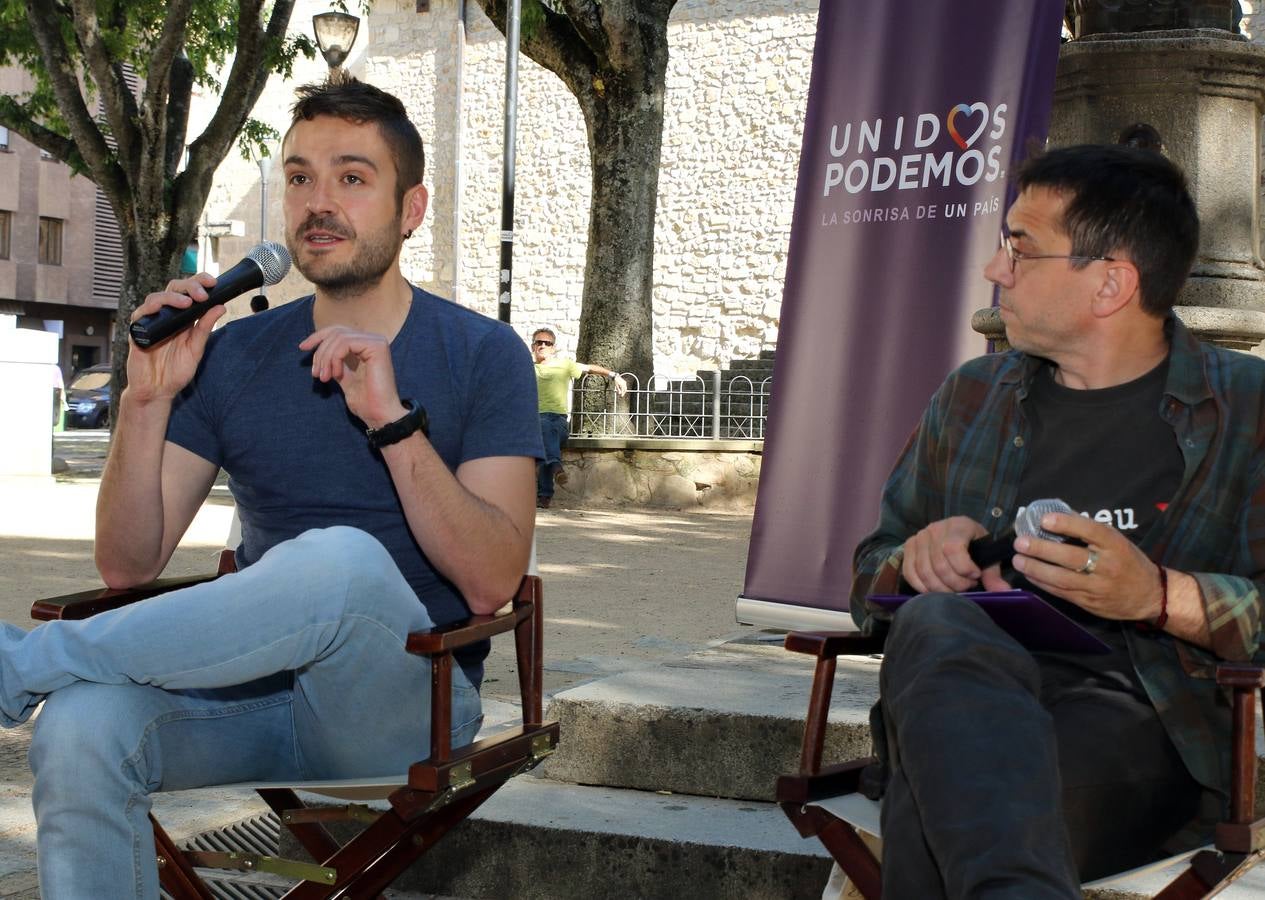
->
[740,0,1064,623]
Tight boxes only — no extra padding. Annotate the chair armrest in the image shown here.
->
[1213,662,1265,853]
[1216,662,1265,690]
[784,631,886,659]
[31,573,224,622]
[776,757,876,806]
[404,604,530,655]
[420,575,546,765]
[783,631,883,778]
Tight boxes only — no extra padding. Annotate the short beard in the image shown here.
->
[288,213,402,301]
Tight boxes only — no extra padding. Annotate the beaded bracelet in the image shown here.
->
[1153,563,1169,630]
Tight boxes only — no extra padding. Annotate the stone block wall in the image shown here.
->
[554,443,763,510]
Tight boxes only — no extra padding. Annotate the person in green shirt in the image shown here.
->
[531,327,627,508]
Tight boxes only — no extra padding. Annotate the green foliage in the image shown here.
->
[238,117,280,162]
[521,0,551,39]
[0,0,317,164]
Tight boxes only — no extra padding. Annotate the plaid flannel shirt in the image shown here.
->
[851,317,1265,818]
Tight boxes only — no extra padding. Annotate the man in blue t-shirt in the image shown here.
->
[2,77,542,899]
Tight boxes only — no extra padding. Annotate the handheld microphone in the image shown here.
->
[130,241,291,348]
[967,498,1077,569]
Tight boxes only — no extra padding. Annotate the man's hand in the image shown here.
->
[902,516,1008,594]
[127,274,226,403]
[612,373,629,397]
[1012,512,1162,620]
[299,326,405,428]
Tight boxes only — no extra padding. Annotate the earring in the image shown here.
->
[403,230,413,240]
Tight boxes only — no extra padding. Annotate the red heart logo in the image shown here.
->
[947,103,989,150]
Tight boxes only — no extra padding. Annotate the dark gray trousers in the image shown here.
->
[877,593,1201,899]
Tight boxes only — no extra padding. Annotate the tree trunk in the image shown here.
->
[574,64,667,389]
[108,219,186,426]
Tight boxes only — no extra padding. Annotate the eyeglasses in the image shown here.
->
[999,231,1115,273]
[532,339,554,347]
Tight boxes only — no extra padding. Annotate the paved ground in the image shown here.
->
[0,431,759,894]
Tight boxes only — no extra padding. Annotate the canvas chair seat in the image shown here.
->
[776,632,1265,900]
[30,543,558,899]
[805,789,1212,891]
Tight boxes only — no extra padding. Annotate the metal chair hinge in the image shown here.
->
[186,850,337,885]
[449,761,476,791]
[425,761,476,812]
[530,733,556,762]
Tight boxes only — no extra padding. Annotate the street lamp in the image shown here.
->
[313,12,360,71]
[253,153,273,312]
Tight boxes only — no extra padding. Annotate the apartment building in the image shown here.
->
[0,68,119,379]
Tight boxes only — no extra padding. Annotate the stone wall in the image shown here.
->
[556,441,762,510]
[195,0,817,379]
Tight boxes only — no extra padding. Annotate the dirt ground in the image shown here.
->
[0,469,759,705]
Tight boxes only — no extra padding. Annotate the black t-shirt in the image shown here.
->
[1015,358,1184,693]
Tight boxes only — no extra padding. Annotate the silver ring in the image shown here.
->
[1077,551,1099,575]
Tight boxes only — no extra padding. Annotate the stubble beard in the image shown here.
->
[288,213,403,301]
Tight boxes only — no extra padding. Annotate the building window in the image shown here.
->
[0,127,8,151]
[0,211,10,259]
[38,217,63,265]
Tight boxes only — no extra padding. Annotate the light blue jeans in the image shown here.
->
[5,526,482,900]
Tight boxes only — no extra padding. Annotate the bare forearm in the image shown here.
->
[95,391,173,586]
[382,437,533,613]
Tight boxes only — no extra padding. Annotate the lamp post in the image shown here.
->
[254,153,273,312]
[313,11,360,71]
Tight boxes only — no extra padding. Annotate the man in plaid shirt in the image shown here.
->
[851,144,1265,897]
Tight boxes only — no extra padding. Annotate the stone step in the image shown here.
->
[189,643,1265,900]
[540,639,878,803]
[268,778,1265,900]
[282,778,834,900]
[539,637,1265,809]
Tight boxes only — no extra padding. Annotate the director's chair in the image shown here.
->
[31,549,559,899]
[775,631,1265,900]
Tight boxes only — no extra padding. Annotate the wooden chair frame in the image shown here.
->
[775,632,1265,900]
[31,552,559,899]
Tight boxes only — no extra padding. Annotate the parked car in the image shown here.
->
[64,364,112,429]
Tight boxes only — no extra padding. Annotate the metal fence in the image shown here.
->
[571,372,771,441]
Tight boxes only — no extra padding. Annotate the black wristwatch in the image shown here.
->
[366,399,429,449]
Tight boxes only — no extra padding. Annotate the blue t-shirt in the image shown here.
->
[167,287,543,684]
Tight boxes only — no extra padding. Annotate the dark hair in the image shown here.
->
[1016,144,1198,316]
[288,74,425,208]
[532,327,556,342]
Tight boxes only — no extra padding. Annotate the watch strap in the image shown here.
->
[366,399,429,448]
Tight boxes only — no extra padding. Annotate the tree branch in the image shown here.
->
[164,52,194,182]
[141,0,195,120]
[0,100,83,169]
[599,0,675,75]
[176,0,296,244]
[67,0,141,174]
[22,0,126,204]
[472,0,599,99]
[557,0,609,65]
